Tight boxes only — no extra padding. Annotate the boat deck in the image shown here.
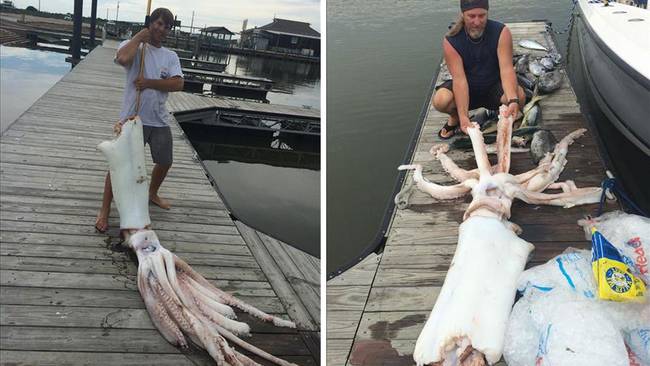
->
[0,42,319,365]
[327,21,614,366]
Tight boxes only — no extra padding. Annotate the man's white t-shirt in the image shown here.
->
[116,40,183,127]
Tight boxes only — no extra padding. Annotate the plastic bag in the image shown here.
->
[579,211,650,285]
[517,248,596,299]
[591,228,646,302]
[504,288,629,366]
[625,328,650,366]
[505,248,650,366]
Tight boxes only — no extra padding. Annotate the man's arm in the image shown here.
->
[135,76,184,92]
[497,27,519,116]
[443,38,471,133]
[116,29,150,67]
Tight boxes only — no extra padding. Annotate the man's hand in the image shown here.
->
[459,115,472,134]
[113,121,123,135]
[506,101,519,119]
[134,76,150,91]
[135,28,150,43]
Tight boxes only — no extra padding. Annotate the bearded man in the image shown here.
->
[435,0,525,139]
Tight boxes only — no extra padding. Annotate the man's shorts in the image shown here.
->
[435,80,506,110]
[143,125,173,166]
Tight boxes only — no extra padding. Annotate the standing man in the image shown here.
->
[95,7,184,233]
[434,0,525,139]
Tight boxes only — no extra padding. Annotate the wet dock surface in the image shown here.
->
[0,41,319,365]
[327,21,613,366]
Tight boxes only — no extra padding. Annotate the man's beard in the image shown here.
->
[467,27,485,39]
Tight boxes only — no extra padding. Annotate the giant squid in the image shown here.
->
[98,118,297,366]
[399,106,604,366]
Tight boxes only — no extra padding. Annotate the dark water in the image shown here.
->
[0,45,69,133]
[326,0,575,274]
[201,51,321,109]
[185,52,321,256]
[181,123,320,257]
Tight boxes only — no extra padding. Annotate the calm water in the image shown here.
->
[326,0,572,274]
[0,45,69,133]
[201,51,321,109]
[181,123,320,257]
[189,52,321,256]
[0,45,320,133]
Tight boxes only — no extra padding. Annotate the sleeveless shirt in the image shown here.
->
[446,19,505,92]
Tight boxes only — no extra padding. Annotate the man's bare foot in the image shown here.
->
[95,215,109,233]
[150,194,171,210]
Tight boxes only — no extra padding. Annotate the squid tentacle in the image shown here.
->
[495,106,514,174]
[148,274,194,336]
[178,274,251,336]
[178,273,237,318]
[467,124,492,176]
[431,144,480,183]
[398,164,473,200]
[160,249,249,335]
[139,272,188,348]
[212,322,299,366]
[174,258,295,329]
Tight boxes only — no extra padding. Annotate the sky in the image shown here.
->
[11,0,321,34]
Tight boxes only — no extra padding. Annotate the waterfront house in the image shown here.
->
[200,26,235,46]
[240,18,320,57]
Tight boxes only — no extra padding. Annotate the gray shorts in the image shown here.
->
[143,125,173,166]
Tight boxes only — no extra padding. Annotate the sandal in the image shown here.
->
[437,121,459,140]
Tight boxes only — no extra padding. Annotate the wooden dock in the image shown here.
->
[168,91,320,119]
[0,40,319,365]
[327,21,613,366]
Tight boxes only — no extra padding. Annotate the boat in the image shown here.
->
[574,0,650,155]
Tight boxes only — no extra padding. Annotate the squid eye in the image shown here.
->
[143,245,157,252]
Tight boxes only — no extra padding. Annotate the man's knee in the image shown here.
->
[433,89,454,112]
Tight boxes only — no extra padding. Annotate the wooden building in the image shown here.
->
[199,26,235,46]
[240,18,320,57]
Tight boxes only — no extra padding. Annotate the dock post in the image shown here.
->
[89,0,97,48]
[70,0,83,67]
[193,34,200,58]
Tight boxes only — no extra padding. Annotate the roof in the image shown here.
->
[201,26,235,35]
[258,18,320,39]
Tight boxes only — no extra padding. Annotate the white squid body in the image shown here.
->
[413,216,533,365]
[97,118,150,229]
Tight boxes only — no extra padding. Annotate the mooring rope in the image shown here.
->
[597,177,649,217]
[133,43,147,116]
[394,172,415,209]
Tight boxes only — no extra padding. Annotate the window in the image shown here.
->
[291,36,298,45]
